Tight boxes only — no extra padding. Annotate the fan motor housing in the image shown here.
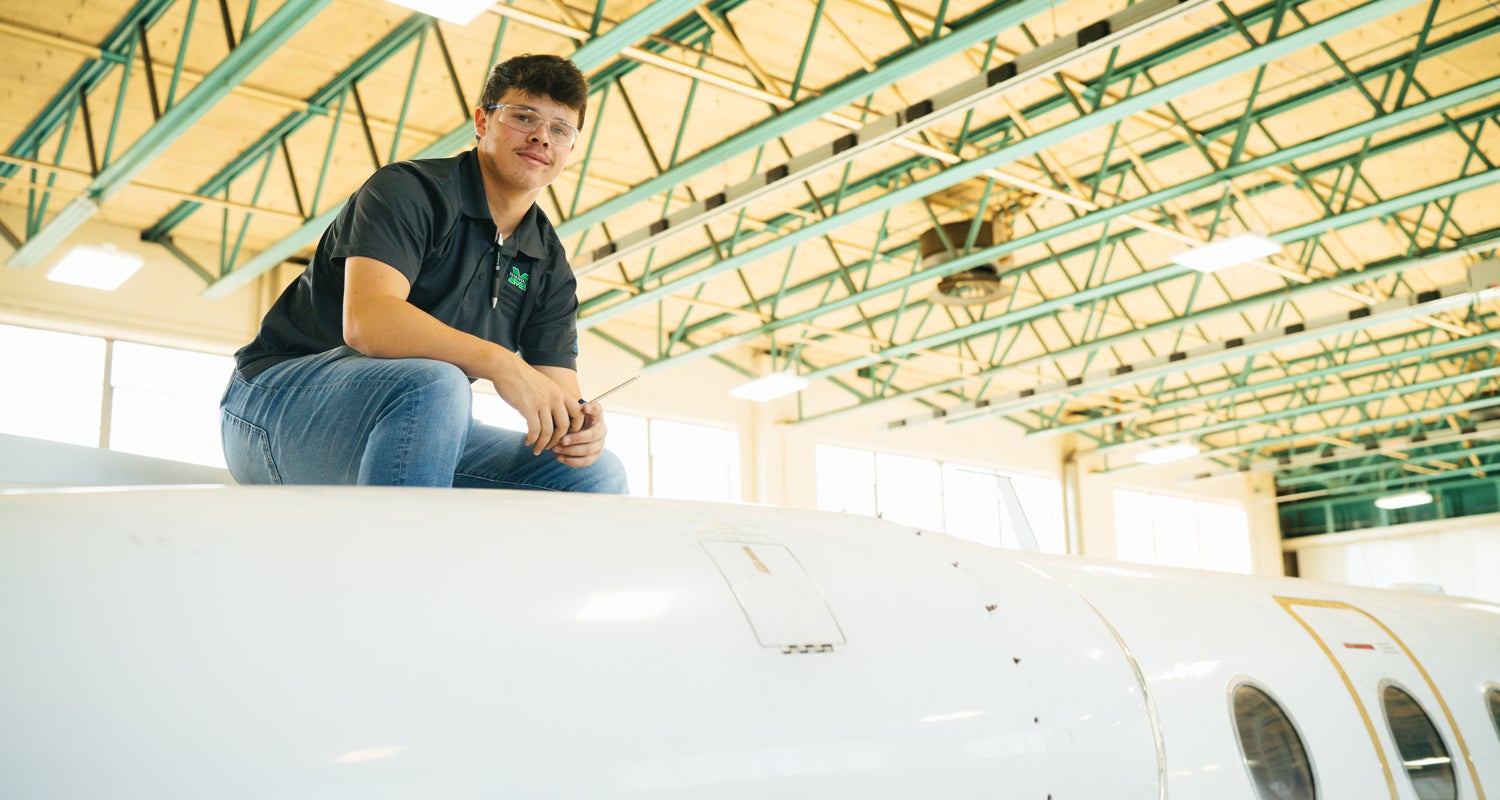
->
[920,218,1013,306]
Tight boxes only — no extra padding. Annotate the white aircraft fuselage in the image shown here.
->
[2,486,1496,798]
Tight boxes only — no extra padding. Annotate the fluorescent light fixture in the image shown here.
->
[1171,232,1282,273]
[383,0,493,24]
[1134,441,1203,465]
[730,371,809,402]
[1374,490,1433,510]
[46,244,144,291]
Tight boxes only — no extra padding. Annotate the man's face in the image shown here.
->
[474,90,580,195]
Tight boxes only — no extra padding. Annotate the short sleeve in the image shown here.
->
[330,165,437,282]
[520,256,579,370]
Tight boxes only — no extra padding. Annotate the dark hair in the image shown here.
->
[478,54,589,129]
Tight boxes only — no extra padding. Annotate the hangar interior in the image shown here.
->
[1,0,1498,600]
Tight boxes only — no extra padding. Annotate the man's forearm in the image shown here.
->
[536,364,582,400]
[344,290,530,384]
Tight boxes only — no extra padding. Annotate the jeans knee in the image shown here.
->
[398,360,472,424]
[588,448,630,494]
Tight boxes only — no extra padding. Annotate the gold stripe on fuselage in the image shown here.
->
[1275,596,1485,800]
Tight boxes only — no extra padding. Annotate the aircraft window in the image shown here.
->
[1381,684,1456,800]
[1488,686,1500,745]
[1231,683,1316,800]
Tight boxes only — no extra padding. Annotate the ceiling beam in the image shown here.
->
[1085,338,1498,450]
[1030,334,1498,440]
[5,0,333,268]
[141,13,436,243]
[601,75,1500,393]
[575,0,1433,329]
[199,0,709,298]
[1274,440,1500,489]
[0,0,176,180]
[891,276,1495,430]
[1099,374,1500,467]
[1275,467,1497,510]
[590,13,1499,337]
[783,220,1500,426]
[552,0,1065,240]
[1098,381,1500,474]
[1197,416,1500,479]
[574,0,1212,275]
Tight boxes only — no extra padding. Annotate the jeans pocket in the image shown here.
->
[221,410,281,484]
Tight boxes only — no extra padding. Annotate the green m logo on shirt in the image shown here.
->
[507,266,529,291]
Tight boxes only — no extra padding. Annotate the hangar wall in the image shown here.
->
[3,218,1283,574]
[1286,512,1500,603]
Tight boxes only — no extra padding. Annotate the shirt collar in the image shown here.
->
[459,148,546,260]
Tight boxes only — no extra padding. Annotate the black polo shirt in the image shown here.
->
[234,149,579,380]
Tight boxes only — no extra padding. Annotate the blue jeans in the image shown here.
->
[221,347,628,492]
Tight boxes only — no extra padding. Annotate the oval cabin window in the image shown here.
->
[1231,683,1316,800]
[1381,684,1456,800]
[1489,685,1500,741]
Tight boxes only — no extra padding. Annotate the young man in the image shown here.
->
[221,54,626,493]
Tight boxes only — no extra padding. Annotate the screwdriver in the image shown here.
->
[579,374,641,406]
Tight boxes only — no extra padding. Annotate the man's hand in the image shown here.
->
[552,401,608,467]
[492,358,584,455]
